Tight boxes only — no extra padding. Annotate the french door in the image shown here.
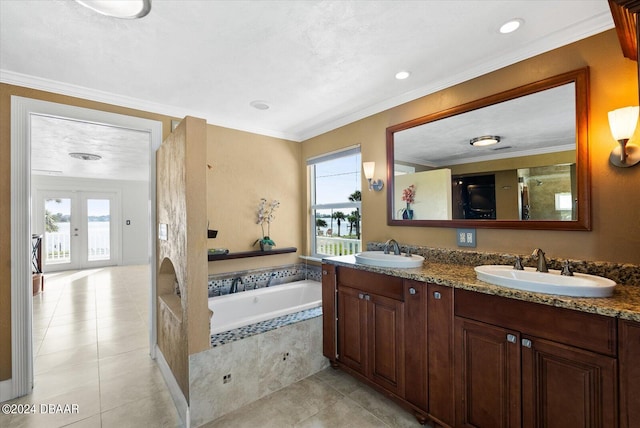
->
[40,190,119,271]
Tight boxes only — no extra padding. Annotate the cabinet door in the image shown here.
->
[521,336,617,428]
[321,264,337,360]
[338,286,368,375]
[620,320,640,428]
[404,280,427,412]
[369,292,405,397]
[427,284,455,427]
[455,317,521,428]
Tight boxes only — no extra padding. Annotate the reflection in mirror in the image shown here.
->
[387,68,590,230]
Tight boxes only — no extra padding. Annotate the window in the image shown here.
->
[308,147,362,257]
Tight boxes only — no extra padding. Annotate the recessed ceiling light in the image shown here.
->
[69,152,102,161]
[75,0,151,19]
[499,18,523,34]
[470,135,501,147]
[250,100,270,110]
[395,71,411,80]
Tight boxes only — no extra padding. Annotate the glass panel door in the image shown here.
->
[44,196,73,267]
[86,198,111,261]
[41,191,119,271]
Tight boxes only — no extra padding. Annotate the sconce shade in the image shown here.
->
[362,162,375,179]
[608,106,639,141]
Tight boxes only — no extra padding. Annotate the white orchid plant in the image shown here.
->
[254,198,280,247]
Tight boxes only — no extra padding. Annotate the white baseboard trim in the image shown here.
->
[155,345,189,428]
[0,378,14,403]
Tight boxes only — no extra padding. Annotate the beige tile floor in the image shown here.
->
[1,265,427,428]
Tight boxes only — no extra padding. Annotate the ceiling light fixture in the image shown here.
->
[69,152,102,161]
[499,18,523,34]
[395,71,411,80]
[470,135,501,147]
[74,0,151,19]
[250,100,270,110]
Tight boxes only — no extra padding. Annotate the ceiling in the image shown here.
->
[0,1,614,180]
[394,82,576,168]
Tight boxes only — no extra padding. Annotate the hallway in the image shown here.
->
[2,265,181,428]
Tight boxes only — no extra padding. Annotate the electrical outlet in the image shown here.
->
[223,374,232,384]
[282,352,290,361]
[457,228,476,248]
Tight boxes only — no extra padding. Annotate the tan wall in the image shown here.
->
[205,126,302,275]
[301,30,640,265]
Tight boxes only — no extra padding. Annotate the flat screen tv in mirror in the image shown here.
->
[386,68,590,230]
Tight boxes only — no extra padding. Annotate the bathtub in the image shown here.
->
[209,280,321,335]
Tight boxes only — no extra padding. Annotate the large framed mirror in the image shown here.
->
[386,68,590,230]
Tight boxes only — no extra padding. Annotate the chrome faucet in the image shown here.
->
[383,239,401,255]
[230,277,244,294]
[531,248,549,273]
[266,272,276,287]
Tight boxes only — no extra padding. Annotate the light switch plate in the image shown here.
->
[457,228,476,247]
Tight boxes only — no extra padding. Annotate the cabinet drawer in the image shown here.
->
[337,267,403,301]
[455,289,617,356]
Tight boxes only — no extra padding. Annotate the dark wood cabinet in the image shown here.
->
[427,284,455,428]
[455,289,618,428]
[337,286,368,374]
[404,280,427,413]
[337,285,405,396]
[521,336,617,428]
[454,317,521,428]
[323,264,627,428]
[619,320,640,428]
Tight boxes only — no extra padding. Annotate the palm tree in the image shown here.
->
[315,218,327,235]
[332,211,346,236]
[348,191,361,239]
[44,209,59,233]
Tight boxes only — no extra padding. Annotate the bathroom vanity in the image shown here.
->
[322,257,640,428]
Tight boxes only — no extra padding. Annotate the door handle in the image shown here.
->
[522,338,532,348]
[506,334,517,343]
[433,291,441,299]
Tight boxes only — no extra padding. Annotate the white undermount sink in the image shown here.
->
[354,251,425,268]
[474,265,616,298]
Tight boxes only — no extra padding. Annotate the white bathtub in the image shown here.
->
[209,280,322,335]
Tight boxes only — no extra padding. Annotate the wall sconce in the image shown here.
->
[363,162,384,191]
[608,106,639,167]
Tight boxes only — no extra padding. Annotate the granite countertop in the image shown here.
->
[324,255,640,323]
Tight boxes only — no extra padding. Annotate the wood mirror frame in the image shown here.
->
[386,68,590,230]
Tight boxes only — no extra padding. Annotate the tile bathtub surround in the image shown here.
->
[208,263,322,297]
[367,242,640,286]
[189,316,329,427]
[210,307,322,347]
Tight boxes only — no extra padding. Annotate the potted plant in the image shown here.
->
[401,184,415,220]
[254,198,279,250]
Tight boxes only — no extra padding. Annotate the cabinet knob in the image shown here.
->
[322,270,327,275]
[433,291,442,299]
[506,334,517,344]
[358,293,364,300]
[522,338,532,348]
[364,294,371,301]
[409,287,417,295]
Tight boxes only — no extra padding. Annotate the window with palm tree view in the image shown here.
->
[308,147,361,257]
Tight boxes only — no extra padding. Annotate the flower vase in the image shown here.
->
[259,240,273,251]
[402,203,414,220]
